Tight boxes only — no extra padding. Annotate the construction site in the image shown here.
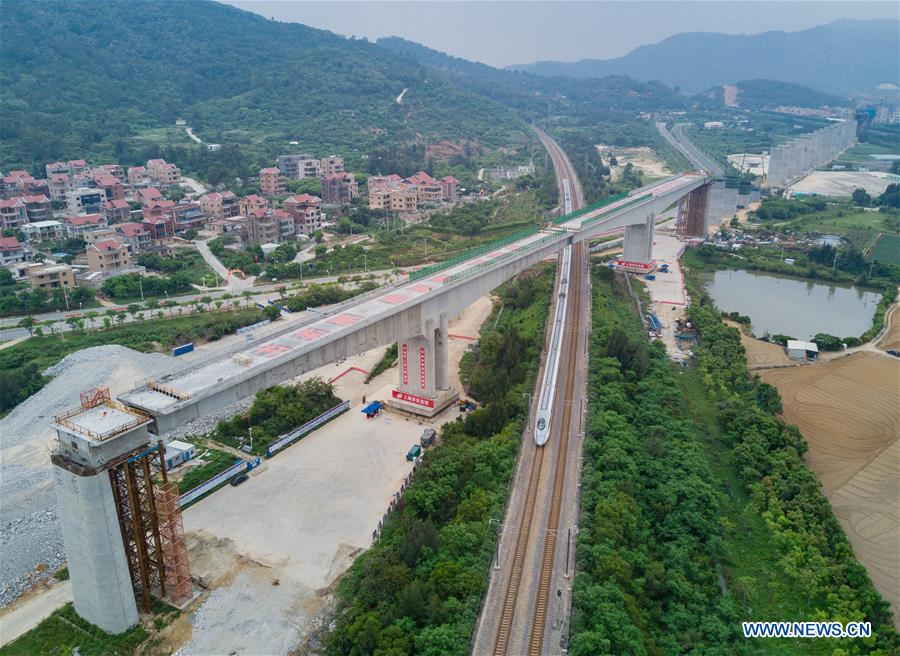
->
[766,119,858,188]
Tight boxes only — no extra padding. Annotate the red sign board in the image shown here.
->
[392,390,435,408]
[419,347,426,389]
[614,259,656,271]
[401,343,408,385]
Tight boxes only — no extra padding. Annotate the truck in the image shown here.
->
[419,429,436,447]
[406,445,422,461]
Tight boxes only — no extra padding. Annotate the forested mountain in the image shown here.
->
[376,36,687,126]
[511,19,899,96]
[0,0,528,171]
[697,79,851,109]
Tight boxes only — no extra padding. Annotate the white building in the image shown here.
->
[22,220,66,243]
[786,340,819,361]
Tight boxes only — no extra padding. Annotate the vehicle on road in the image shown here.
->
[230,473,250,486]
[406,445,422,461]
[887,349,900,358]
[419,429,436,447]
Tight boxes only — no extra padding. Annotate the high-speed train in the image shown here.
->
[533,244,572,446]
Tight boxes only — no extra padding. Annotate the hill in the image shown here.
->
[0,0,528,172]
[697,79,851,109]
[510,19,899,96]
[376,36,687,125]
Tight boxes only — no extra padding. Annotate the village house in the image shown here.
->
[199,191,240,219]
[321,173,359,205]
[86,238,131,272]
[283,193,323,235]
[0,236,26,266]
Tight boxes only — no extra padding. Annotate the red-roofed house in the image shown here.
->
[134,187,163,205]
[141,199,176,223]
[321,173,359,205]
[45,162,69,177]
[127,166,149,186]
[259,167,285,196]
[239,194,268,216]
[1,170,35,199]
[0,197,28,229]
[283,194,323,235]
[94,175,125,201]
[63,213,107,238]
[48,173,72,202]
[146,159,181,186]
[0,236,25,266]
[199,191,239,219]
[67,160,90,175]
[367,174,403,194]
[142,216,174,245]
[405,171,436,186]
[114,222,152,253]
[102,199,132,224]
[87,238,130,272]
[21,195,53,222]
[440,175,459,202]
[94,164,125,181]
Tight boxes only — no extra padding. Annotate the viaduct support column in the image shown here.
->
[616,213,657,273]
[390,312,458,417]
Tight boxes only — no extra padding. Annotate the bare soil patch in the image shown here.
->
[760,353,900,626]
[725,320,795,369]
[596,144,671,181]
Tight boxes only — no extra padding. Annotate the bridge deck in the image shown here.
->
[120,174,706,417]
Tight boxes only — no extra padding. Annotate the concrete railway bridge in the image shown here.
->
[120,172,713,434]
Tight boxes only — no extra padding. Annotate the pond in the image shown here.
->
[697,269,882,340]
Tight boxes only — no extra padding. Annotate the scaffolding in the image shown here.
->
[676,185,708,238]
[107,439,192,612]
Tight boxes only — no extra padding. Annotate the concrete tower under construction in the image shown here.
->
[51,387,191,634]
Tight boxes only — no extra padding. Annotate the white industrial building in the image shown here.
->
[786,340,819,361]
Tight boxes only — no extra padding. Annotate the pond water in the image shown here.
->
[697,269,882,340]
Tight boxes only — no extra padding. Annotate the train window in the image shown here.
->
[537,418,546,431]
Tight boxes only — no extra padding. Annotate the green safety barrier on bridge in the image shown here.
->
[408,226,540,282]
[552,192,628,225]
[442,231,565,285]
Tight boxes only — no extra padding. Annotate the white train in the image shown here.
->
[561,178,573,214]
[533,244,573,446]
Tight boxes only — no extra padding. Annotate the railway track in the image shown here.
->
[487,126,587,656]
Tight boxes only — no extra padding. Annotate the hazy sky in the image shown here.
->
[224,1,898,67]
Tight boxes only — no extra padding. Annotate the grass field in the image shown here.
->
[868,233,900,265]
[833,142,899,165]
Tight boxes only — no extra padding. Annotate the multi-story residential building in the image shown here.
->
[0,197,28,229]
[283,193,323,235]
[94,164,125,181]
[208,215,248,241]
[67,160,90,176]
[45,162,69,178]
[367,174,403,194]
[142,216,174,245]
[102,199,132,224]
[22,220,65,243]
[94,174,125,201]
[0,236,26,266]
[141,199,176,223]
[135,187,163,205]
[168,201,207,234]
[239,194,268,216]
[246,209,279,245]
[63,213,108,238]
[199,191,240,219]
[259,167,286,195]
[274,209,296,243]
[66,187,104,214]
[87,238,131,272]
[320,155,345,177]
[440,175,459,202]
[48,173,72,202]
[83,227,118,247]
[1,170,48,199]
[321,173,359,205]
[21,195,53,222]
[27,262,75,291]
[276,153,321,179]
[368,186,418,214]
[146,159,181,186]
[127,166,150,186]
[114,223,152,254]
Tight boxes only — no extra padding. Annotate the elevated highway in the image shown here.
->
[120,169,709,434]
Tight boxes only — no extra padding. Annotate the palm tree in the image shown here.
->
[43,319,55,337]
[214,300,224,312]
[221,293,233,310]
[200,295,213,311]
[85,311,99,333]
[242,291,253,308]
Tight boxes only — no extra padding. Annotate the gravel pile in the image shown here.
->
[0,345,173,606]
[166,396,254,440]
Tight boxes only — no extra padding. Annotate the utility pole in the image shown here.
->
[139,277,145,302]
[489,518,501,569]
[832,251,839,276]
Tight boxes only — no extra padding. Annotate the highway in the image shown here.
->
[473,126,591,655]
[657,121,724,176]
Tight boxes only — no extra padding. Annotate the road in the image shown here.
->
[194,238,256,291]
[473,126,591,655]
[657,121,724,176]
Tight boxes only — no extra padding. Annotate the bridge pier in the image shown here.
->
[614,212,657,273]
[389,311,458,417]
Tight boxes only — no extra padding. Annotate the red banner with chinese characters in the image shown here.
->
[392,390,435,408]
